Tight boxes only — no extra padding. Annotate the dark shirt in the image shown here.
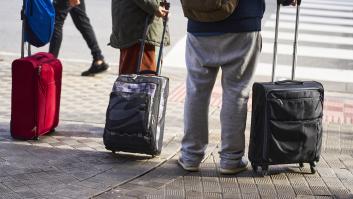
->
[187,0,266,33]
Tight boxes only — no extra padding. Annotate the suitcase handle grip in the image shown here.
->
[34,54,47,61]
[275,80,304,85]
[139,70,158,75]
[277,0,301,6]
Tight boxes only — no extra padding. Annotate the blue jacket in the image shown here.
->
[187,0,265,33]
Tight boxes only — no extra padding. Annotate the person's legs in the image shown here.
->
[69,0,103,60]
[180,33,220,171]
[49,0,70,57]
[218,32,261,174]
[119,43,157,75]
[69,0,109,76]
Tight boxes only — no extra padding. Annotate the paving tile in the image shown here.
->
[0,192,22,199]
[274,184,296,196]
[309,186,331,196]
[203,192,222,199]
[15,190,42,199]
[296,196,315,199]
[317,168,336,178]
[201,177,221,193]
[145,194,164,199]
[292,186,313,196]
[238,183,258,195]
[257,184,277,195]
[0,183,12,193]
[254,176,272,185]
[2,180,26,190]
[223,192,242,199]
[241,193,261,199]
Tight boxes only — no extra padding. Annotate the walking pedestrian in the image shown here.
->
[49,0,109,76]
[178,0,297,174]
[109,0,170,75]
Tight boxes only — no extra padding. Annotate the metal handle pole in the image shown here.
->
[156,12,168,75]
[271,3,281,82]
[156,0,170,75]
[21,18,25,58]
[28,42,31,56]
[136,17,150,74]
[21,0,25,58]
[21,0,31,58]
[137,1,169,75]
[291,4,300,80]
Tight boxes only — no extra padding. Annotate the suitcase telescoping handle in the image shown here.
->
[21,0,31,58]
[272,0,302,82]
[136,0,170,76]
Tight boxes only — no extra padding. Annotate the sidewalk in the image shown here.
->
[0,55,353,199]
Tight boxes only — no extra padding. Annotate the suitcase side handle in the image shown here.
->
[275,80,304,85]
[272,1,301,82]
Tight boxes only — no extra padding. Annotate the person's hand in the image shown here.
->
[155,6,169,18]
[289,0,297,6]
[69,0,80,7]
[279,0,297,6]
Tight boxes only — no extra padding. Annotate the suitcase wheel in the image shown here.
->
[261,165,269,176]
[310,162,317,174]
[111,150,116,154]
[33,136,39,140]
[251,163,258,172]
[299,162,304,168]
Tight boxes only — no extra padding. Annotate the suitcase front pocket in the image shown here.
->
[267,119,322,164]
[37,63,58,134]
[269,97,322,121]
[106,92,150,137]
[37,81,57,133]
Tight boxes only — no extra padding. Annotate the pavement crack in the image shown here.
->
[89,145,181,198]
[78,167,114,182]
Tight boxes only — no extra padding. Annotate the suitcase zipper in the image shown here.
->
[38,65,42,75]
[33,65,42,139]
[267,87,323,93]
[31,59,57,139]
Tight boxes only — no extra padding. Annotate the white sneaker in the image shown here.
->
[220,158,248,175]
[178,158,199,172]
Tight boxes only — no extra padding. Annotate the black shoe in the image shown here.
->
[81,60,109,76]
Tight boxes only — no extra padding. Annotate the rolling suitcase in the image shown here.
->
[103,4,170,156]
[11,2,62,140]
[248,0,324,175]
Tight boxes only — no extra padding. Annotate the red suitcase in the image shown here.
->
[11,52,62,140]
[10,2,62,140]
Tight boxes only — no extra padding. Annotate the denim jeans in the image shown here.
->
[49,0,103,60]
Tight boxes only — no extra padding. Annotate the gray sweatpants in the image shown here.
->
[181,32,262,168]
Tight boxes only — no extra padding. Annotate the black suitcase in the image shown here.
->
[248,0,324,175]
[103,4,170,156]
